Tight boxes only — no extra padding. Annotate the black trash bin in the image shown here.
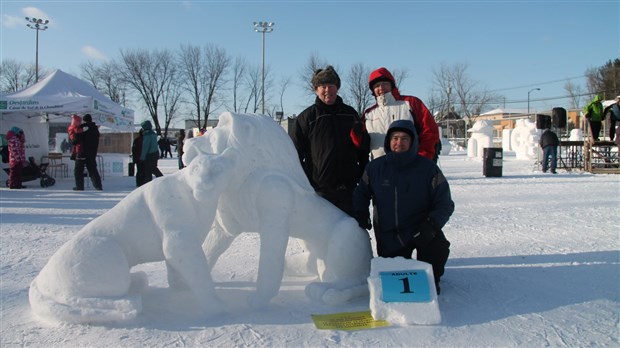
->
[483,147,503,177]
[128,162,135,177]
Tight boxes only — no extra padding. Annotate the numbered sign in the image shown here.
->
[379,270,430,302]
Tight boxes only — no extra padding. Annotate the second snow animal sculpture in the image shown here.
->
[183,112,373,308]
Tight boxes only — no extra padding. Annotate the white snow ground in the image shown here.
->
[1,151,618,347]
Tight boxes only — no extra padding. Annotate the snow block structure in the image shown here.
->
[368,257,441,325]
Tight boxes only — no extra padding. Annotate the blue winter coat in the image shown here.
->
[140,120,159,161]
[353,120,454,256]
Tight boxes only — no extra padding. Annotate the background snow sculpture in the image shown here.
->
[510,119,539,160]
[29,152,236,324]
[570,128,584,141]
[467,120,494,159]
[184,112,373,307]
[438,127,452,156]
[502,128,513,151]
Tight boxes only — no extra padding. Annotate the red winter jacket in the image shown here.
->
[365,67,439,160]
[6,128,27,167]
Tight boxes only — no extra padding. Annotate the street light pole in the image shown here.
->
[253,21,274,115]
[25,17,49,82]
[527,87,541,115]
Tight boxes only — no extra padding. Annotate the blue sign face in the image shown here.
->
[379,270,431,302]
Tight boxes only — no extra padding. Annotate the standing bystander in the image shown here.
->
[6,127,28,189]
[289,65,370,217]
[539,128,560,174]
[140,120,163,183]
[176,129,186,169]
[73,114,103,191]
[364,67,439,162]
[583,95,604,141]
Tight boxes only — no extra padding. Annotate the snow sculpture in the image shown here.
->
[29,151,236,324]
[466,120,494,159]
[437,127,451,156]
[569,128,583,141]
[502,128,513,151]
[183,112,373,308]
[510,119,539,160]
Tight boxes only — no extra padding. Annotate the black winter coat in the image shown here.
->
[290,96,370,194]
[353,120,454,256]
[539,129,559,149]
[75,121,100,159]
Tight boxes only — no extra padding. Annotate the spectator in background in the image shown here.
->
[6,127,28,189]
[364,67,439,162]
[158,136,167,158]
[73,114,103,191]
[67,114,82,161]
[603,95,620,142]
[176,129,186,169]
[163,137,173,159]
[353,120,454,294]
[289,65,370,217]
[539,128,560,174]
[583,95,604,141]
[131,129,145,187]
[140,120,163,184]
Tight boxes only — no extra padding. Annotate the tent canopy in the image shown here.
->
[0,70,135,162]
[0,69,134,131]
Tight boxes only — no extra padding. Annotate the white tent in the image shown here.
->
[0,70,134,161]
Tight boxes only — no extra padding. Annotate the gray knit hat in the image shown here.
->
[311,65,341,89]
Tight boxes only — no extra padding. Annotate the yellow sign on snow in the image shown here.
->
[311,310,390,331]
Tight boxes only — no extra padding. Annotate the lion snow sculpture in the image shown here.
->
[183,112,373,308]
[29,151,236,324]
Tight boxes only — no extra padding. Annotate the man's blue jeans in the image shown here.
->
[542,146,557,173]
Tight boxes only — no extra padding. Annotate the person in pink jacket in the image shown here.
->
[6,127,28,189]
[67,114,83,160]
[364,67,440,162]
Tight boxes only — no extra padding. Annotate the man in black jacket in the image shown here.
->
[290,66,370,217]
[73,114,103,190]
[539,128,560,174]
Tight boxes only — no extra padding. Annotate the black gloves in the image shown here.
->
[412,218,438,248]
[355,212,371,230]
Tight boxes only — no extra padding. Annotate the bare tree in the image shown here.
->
[345,62,373,116]
[299,52,327,95]
[161,74,183,137]
[244,65,261,113]
[390,67,410,91]
[277,75,292,116]
[230,56,247,112]
[201,44,230,129]
[563,80,584,109]
[431,62,498,123]
[0,60,37,93]
[585,58,620,99]
[80,60,128,106]
[178,44,204,128]
[118,48,177,135]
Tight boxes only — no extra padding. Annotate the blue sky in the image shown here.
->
[1,0,618,124]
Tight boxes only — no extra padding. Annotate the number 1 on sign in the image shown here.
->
[399,277,413,293]
[379,270,431,302]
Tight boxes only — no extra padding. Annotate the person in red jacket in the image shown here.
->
[6,127,28,189]
[364,67,439,162]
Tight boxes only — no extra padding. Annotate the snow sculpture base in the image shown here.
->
[368,257,441,325]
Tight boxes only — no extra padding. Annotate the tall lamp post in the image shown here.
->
[527,87,541,115]
[25,17,49,82]
[253,21,274,115]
